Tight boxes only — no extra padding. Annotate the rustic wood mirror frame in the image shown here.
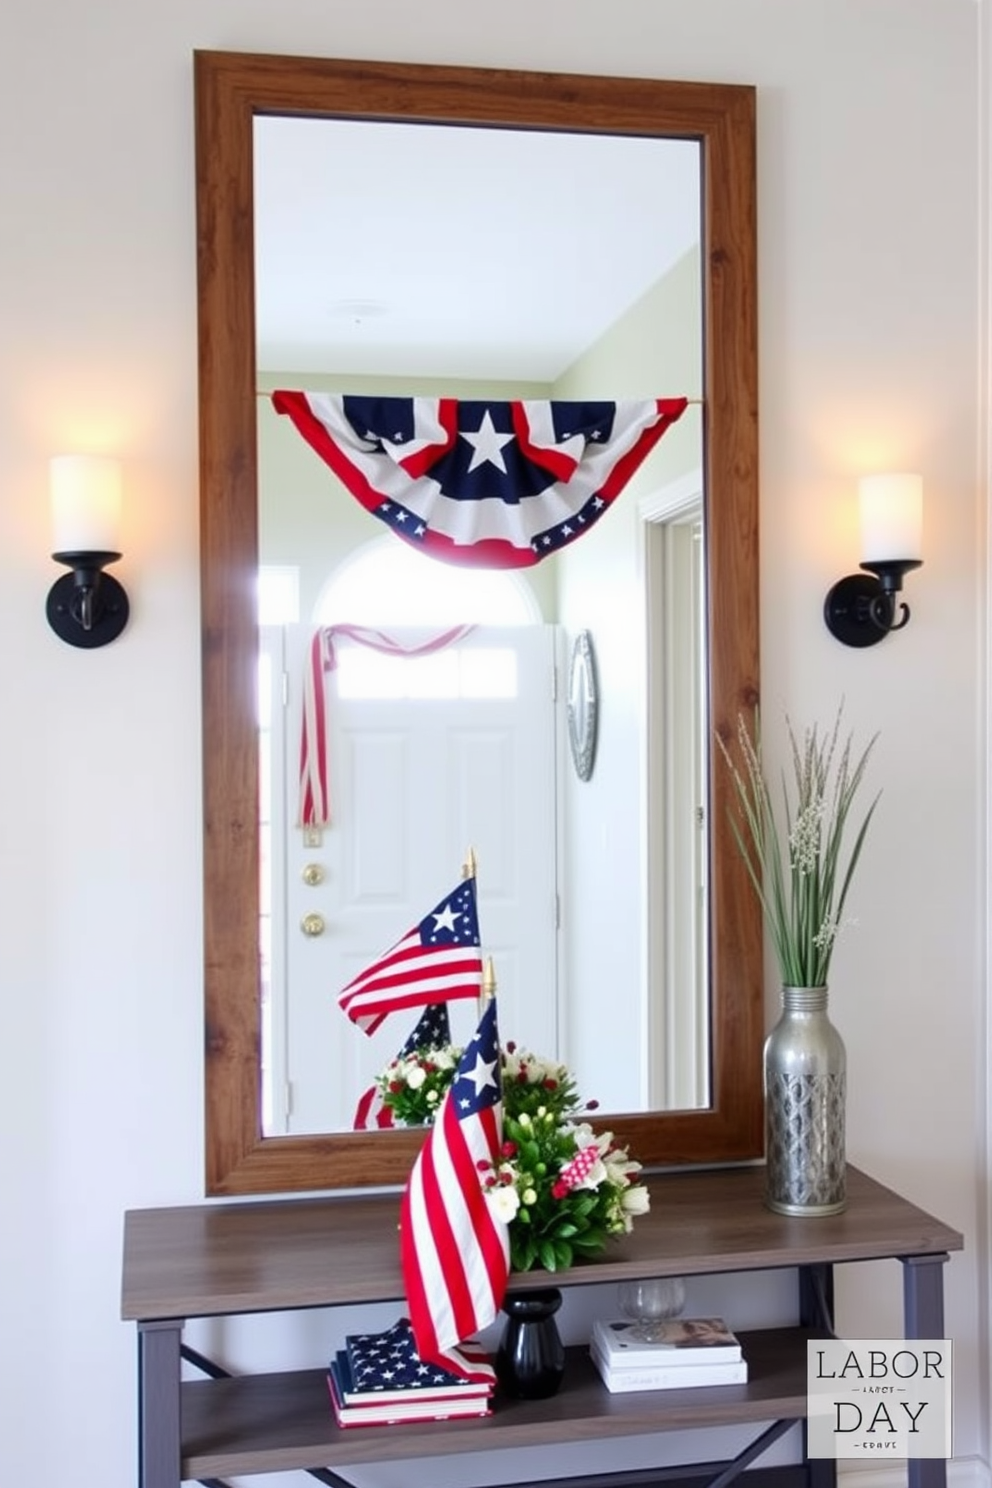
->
[195,49,762,1196]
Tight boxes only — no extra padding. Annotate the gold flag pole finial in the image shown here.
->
[462,847,478,880]
[480,956,497,1011]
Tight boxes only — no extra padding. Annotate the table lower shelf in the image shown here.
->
[181,1328,818,1481]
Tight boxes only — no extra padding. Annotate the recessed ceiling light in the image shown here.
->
[329,299,389,324]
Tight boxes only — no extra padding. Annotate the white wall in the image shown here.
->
[1,2,986,1486]
[555,245,703,1108]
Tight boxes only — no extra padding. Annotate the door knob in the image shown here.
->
[300,912,326,938]
[301,863,325,887]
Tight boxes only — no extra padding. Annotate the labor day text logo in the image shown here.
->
[807,1339,952,1459]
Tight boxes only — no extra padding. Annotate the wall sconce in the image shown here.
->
[823,473,923,647]
[46,455,129,648]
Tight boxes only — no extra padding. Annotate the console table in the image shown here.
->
[121,1164,962,1488]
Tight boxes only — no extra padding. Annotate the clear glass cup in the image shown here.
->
[616,1276,686,1340]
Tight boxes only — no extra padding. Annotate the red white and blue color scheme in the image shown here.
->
[400,996,508,1373]
[352,1001,453,1132]
[343,1316,494,1391]
[272,392,688,569]
[337,876,482,1036]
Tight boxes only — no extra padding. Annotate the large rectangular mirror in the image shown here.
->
[195,50,762,1195]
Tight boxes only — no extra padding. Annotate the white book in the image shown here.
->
[590,1344,748,1393]
[591,1317,742,1367]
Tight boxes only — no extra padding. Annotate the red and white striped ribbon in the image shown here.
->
[298,623,476,827]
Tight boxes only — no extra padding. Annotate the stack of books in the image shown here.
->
[327,1317,495,1428]
[590,1316,748,1393]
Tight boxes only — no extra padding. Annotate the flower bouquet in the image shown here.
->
[375,1039,650,1272]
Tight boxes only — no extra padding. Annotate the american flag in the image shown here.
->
[338,877,482,1036]
[352,1002,453,1131]
[272,392,688,569]
[344,1316,494,1391]
[400,996,509,1373]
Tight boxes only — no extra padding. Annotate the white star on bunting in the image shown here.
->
[460,411,515,473]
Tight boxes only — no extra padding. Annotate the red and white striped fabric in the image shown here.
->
[299,623,474,828]
[351,1084,396,1130]
[338,876,482,1036]
[400,996,508,1372]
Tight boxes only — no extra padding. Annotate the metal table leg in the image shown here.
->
[902,1252,950,1488]
[138,1319,182,1488]
[800,1264,836,1488]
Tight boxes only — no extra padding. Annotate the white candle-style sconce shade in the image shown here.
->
[823,473,924,647]
[46,455,129,648]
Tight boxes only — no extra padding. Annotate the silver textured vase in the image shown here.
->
[764,985,847,1216]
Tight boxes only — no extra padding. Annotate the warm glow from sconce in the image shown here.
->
[50,454,123,555]
[859,472,923,565]
[46,455,129,648]
[823,472,924,648]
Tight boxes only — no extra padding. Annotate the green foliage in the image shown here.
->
[717,705,879,987]
[377,1038,651,1273]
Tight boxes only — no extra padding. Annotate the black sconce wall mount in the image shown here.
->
[46,455,130,649]
[823,473,923,648]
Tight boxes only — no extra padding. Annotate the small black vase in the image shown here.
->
[495,1287,565,1399]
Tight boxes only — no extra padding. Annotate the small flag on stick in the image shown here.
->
[400,995,509,1372]
[338,877,482,1036]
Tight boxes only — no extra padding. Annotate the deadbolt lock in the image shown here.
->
[301,863,325,887]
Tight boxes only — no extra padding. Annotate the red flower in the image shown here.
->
[501,1140,518,1158]
[551,1181,568,1200]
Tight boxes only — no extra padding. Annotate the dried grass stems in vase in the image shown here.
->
[717,704,880,1215]
[717,705,880,989]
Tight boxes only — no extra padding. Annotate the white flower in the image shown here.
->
[621,1184,651,1218]
[486,1184,520,1224]
[603,1146,642,1188]
[406,1065,427,1090]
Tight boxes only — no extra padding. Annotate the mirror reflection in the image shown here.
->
[253,116,709,1136]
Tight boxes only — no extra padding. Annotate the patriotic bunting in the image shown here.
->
[272,392,688,569]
